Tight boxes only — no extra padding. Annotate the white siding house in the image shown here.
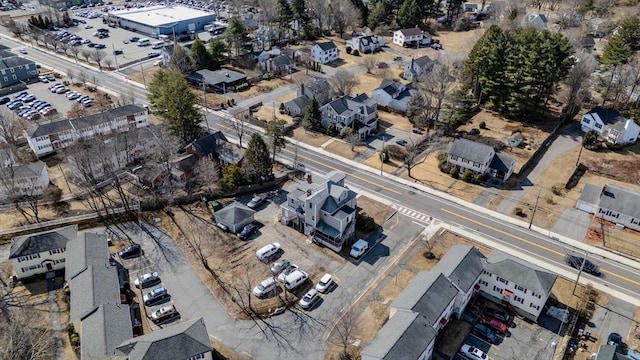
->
[577,183,640,232]
[446,138,516,181]
[0,162,50,201]
[281,171,357,252]
[311,41,339,64]
[478,251,557,321]
[9,225,77,279]
[393,28,431,47]
[320,94,378,139]
[346,35,384,54]
[581,107,640,145]
[25,105,149,158]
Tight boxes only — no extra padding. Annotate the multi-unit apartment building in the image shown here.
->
[25,105,149,157]
[281,171,357,252]
[577,183,640,232]
[8,225,77,279]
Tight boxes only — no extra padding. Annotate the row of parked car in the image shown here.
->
[49,83,95,107]
[458,308,514,359]
[1,91,58,120]
[252,243,336,310]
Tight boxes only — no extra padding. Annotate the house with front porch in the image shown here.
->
[478,250,557,321]
[320,94,378,139]
[393,28,432,47]
[445,138,516,181]
[280,171,357,252]
[8,225,77,279]
[580,107,640,145]
[311,41,339,64]
[403,55,435,80]
[346,35,385,54]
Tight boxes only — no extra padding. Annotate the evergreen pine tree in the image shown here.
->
[244,133,273,181]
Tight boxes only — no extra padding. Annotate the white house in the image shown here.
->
[311,41,339,64]
[281,171,357,252]
[346,35,385,54]
[0,148,15,167]
[371,79,417,112]
[8,225,77,279]
[0,162,50,201]
[446,138,516,181]
[393,28,431,47]
[577,183,640,232]
[320,94,378,138]
[581,107,640,145]
[521,13,548,30]
[25,105,149,157]
[403,56,435,80]
[478,251,557,321]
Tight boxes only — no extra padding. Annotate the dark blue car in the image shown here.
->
[472,323,499,344]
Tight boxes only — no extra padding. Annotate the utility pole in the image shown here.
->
[572,252,588,295]
[112,43,119,70]
[529,187,542,229]
[380,135,386,176]
[139,60,147,89]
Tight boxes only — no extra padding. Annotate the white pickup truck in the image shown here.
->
[350,239,369,258]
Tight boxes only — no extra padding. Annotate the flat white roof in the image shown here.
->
[111,5,213,27]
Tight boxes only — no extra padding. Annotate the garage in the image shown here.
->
[214,201,255,234]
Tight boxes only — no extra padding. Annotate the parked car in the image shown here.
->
[95,44,106,49]
[607,332,622,349]
[143,287,170,305]
[22,94,36,102]
[147,51,161,58]
[237,223,258,240]
[270,259,291,275]
[299,288,319,309]
[85,24,93,29]
[14,91,28,100]
[479,315,508,334]
[118,244,142,259]
[472,323,499,344]
[55,87,69,94]
[315,273,334,293]
[277,264,298,283]
[130,36,140,42]
[38,75,49,83]
[395,139,408,146]
[460,344,488,360]
[566,255,601,276]
[247,194,266,209]
[113,49,123,55]
[67,92,81,100]
[7,102,23,110]
[350,239,369,258]
[0,97,11,105]
[150,305,178,323]
[133,272,160,288]
[484,308,513,325]
[252,277,277,298]
[41,108,57,116]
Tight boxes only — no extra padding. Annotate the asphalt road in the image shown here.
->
[203,111,640,301]
[9,32,639,300]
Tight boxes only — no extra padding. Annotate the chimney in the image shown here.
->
[225,72,229,77]
[298,83,305,97]
[306,189,312,196]
[306,173,312,184]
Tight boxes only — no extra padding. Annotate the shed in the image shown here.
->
[214,201,256,233]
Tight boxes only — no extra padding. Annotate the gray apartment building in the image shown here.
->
[0,50,38,88]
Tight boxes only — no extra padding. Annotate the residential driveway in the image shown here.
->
[496,123,583,215]
[588,297,635,346]
[551,208,592,241]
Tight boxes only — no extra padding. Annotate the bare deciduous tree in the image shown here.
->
[69,45,80,63]
[417,61,455,128]
[66,102,89,119]
[328,307,360,360]
[232,114,247,148]
[91,49,107,71]
[103,58,113,71]
[58,41,69,56]
[195,158,221,192]
[0,109,28,149]
[561,52,597,121]
[78,70,88,88]
[80,49,92,64]
[329,70,359,97]
[360,56,377,74]
[0,311,55,360]
[329,0,361,38]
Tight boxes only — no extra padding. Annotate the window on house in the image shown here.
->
[492,286,502,293]
[583,119,590,124]
[515,285,526,293]
[595,123,603,129]
[497,277,509,285]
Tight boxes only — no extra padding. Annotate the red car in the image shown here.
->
[479,315,508,334]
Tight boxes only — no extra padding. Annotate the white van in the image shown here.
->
[152,41,165,49]
[256,242,281,262]
[284,270,308,290]
[158,34,170,42]
[137,38,150,47]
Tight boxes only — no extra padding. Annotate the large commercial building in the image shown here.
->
[109,5,215,36]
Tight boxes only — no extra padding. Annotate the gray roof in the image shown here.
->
[579,183,602,206]
[27,119,74,138]
[9,224,77,258]
[484,250,557,296]
[595,344,633,360]
[306,78,331,94]
[65,232,109,282]
[116,318,212,360]
[315,41,337,52]
[81,303,132,360]
[391,272,458,328]
[599,184,640,219]
[321,182,357,214]
[272,54,292,66]
[446,138,494,164]
[490,153,515,174]
[398,28,424,37]
[189,69,247,87]
[69,263,121,323]
[0,161,47,181]
[433,245,486,293]
[323,94,375,117]
[375,79,403,97]
[71,105,147,130]
[361,310,437,360]
[214,201,255,226]
[285,95,309,112]
[0,56,35,70]
[187,131,228,157]
[0,148,14,163]
[585,106,622,126]
[413,55,433,68]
